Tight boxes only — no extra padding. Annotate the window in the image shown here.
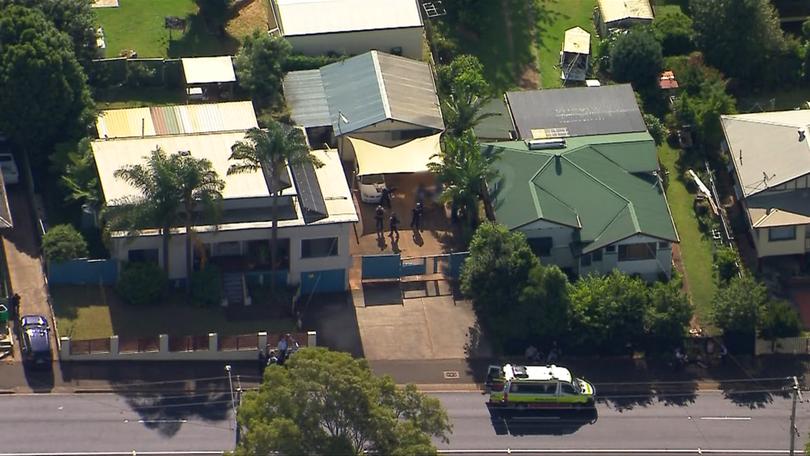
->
[128,249,159,264]
[213,241,241,257]
[510,382,556,394]
[580,253,592,267]
[605,245,616,253]
[301,237,338,258]
[658,241,670,249]
[560,383,578,395]
[618,243,656,261]
[527,237,553,257]
[768,226,796,242]
[591,249,603,262]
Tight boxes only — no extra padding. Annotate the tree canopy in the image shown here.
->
[690,0,786,85]
[652,11,694,56]
[0,5,94,164]
[233,348,451,456]
[609,27,663,92]
[42,224,88,263]
[436,54,489,98]
[711,273,767,335]
[235,32,292,109]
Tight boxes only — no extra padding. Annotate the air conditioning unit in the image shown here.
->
[525,138,566,150]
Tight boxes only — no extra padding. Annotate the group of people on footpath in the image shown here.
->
[373,186,426,239]
[258,333,299,372]
[524,341,562,365]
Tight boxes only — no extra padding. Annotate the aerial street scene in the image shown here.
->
[2,0,810,454]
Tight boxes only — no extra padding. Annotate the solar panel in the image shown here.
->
[291,161,328,224]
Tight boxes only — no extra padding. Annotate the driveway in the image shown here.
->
[2,189,58,371]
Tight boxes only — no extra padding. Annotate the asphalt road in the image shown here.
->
[436,390,809,455]
[0,390,807,455]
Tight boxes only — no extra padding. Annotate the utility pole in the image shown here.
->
[790,375,802,456]
[225,364,238,446]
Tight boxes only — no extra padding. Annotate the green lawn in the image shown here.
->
[52,285,294,340]
[93,86,186,109]
[95,0,238,58]
[535,0,598,89]
[738,87,810,113]
[658,144,717,327]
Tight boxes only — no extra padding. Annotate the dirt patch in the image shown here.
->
[226,0,268,40]
[518,64,540,89]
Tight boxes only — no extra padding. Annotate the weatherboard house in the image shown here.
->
[487,132,678,280]
[722,110,810,262]
[92,103,358,296]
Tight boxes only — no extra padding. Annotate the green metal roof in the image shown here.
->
[486,132,678,253]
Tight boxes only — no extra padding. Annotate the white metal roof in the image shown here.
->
[722,110,810,198]
[181,56,236,85]
[276,0,422,36]
[96,101,258,139]
[310,148,358,223]
[502,364,573,383]
[350,133,441,176]
[597,0,654,23]
[92,132,274,204]
[563,27,591,55]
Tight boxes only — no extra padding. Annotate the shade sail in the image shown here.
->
[350,133,442,176]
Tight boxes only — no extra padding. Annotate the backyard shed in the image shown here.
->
[560,26,591,82]
[181,56,237,101]
[594,0,654,35]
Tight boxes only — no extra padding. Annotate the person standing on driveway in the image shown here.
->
[389,212,400,238]
[374,205,385,236]
[380,187,391,208]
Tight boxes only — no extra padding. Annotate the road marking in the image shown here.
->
[0,452,225,456]
[443,370,460,379]
[437,450,788,454]
[137,419,189,424]
[699,416,752,421]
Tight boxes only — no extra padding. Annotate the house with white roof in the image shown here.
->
[269,0,424,60]
[92,106,358,296]
[722,110,810,261]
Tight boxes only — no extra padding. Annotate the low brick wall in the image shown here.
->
[60,331,316,361]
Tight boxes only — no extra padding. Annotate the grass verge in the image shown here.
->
[52,284,294,340]
[658,144,717,326]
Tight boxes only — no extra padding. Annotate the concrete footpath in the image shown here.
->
[1,353,806,395]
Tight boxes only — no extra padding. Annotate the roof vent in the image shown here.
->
[525,138,566,150]
[512,365,529,378]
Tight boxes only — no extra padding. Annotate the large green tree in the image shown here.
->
[460,222,538,347]
[436,54,489,98]
[235,32,291,109]
[0,5,94,166]
[652,11,694,56]
[429,131,499,226]
[711,273,767,335]
[517,263,572,344]
[107,148,224,284]
[233,348,451,456]
[645,280,692,350]
[609,27,664,92]
[2,0,97,67]
[690,0,786,84]
[228,123,321,292]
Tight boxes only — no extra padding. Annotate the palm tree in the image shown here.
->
[106,148,224,290]
[441,92,501,138]
[428,131,500,227]
[228,123,322,293]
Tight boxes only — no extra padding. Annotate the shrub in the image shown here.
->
[609,27,663,91]
[190,266,222,307]
[116,262,167,306]
[652,11,694,56]
[759,300,802,340]
[42,224,88,263]
[713,245,740,284]
[282,53,345,72]
[126,62,158,88]
[643,113,667,145]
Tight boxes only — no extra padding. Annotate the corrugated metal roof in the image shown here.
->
[96,101,258,139]
[474,97,515,141]
[506,84,646,139]
[181,56,236,85]
[598,0,654,23]
[283,70,332,128]
[291,51,443,134]
[276,0,422,37]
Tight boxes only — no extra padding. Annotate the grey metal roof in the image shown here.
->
[473,97,515,141]
[283,70,332,128]
[291,160,328,224]
[505,84,646,139]
[284,52,443,134]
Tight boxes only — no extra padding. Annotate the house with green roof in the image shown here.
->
[485,132,679,280]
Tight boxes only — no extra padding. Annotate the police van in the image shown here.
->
[488,363,595,409]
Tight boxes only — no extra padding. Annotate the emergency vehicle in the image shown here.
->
[487,363,595,409]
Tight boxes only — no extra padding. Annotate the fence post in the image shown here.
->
[307,330,317,347]
[159,334,169,353]
[209,332,218,352]
[60,337,71,360]
[110,335,119,356]
[258,331,268,352]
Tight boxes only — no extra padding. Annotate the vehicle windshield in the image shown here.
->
[359,174,385,185]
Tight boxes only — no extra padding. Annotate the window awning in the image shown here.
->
[350,133,442,176]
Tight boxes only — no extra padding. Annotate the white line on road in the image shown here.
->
[699,416,752,421]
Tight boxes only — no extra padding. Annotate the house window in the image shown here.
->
[128,249,158,264]
[301,237,339,258]
[580,253,592,267]
[605,245,616,253]
[527,237,553,257]
[658,241,670,249]
[618,243,656,261]
[591,249,603,262]
[769,226,796,241]
[213,241,241,257]
[246,239,290,269]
